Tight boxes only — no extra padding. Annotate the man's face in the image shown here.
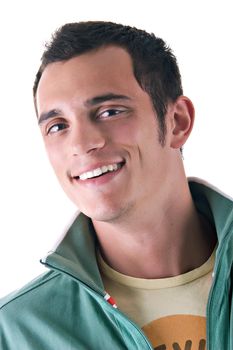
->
[36,46,174,222]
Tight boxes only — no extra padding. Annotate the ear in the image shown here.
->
[169,96,195,149]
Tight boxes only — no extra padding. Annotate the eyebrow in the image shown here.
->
[38,109,62,125]
[84,93,131,107]
[38,93,131,125]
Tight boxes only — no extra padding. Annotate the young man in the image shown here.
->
[0,21,232,350]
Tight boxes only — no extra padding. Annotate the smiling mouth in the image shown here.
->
[75,162,125,181]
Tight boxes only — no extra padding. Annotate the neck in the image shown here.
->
[93,179,216,279]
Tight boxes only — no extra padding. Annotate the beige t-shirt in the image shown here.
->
[97,249,215,350]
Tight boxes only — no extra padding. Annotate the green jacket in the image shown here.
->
[0,180,232,349]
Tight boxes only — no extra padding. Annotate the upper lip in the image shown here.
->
[71,160,125,179]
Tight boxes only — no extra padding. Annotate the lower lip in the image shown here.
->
[74,165,124,187]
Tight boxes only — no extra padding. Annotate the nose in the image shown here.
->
[70,119,106,156]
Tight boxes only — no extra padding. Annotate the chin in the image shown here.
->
[80,204,128,223]
[68,190,132,222]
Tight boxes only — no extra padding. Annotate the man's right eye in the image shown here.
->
[47,123,68,135]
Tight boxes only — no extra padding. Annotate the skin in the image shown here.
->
[36,46,216,278]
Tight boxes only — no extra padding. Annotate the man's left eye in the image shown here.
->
[99,109,123,118]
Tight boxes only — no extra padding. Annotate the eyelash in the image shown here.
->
[96,108,126,120]
[46,122,68,135]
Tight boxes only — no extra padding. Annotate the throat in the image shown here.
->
[94,208,217,279]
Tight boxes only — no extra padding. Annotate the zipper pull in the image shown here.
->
[104,292,117,308]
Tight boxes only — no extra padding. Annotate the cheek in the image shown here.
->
[45,143,66,176]
[121,120,159,153]
[106,118,140,145]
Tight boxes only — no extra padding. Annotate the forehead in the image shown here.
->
[36,46,150,118]
[37,46,137,96]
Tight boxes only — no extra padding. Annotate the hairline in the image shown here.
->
[34,43,160,117]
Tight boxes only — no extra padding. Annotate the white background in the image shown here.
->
[0,0,232,297]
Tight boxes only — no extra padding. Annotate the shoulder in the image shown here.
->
[0,270,60,315]
[0,270,85,349]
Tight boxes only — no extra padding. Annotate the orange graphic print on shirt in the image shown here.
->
[142,315,206,350]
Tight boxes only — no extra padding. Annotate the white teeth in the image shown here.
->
[79,163,121,180]
[101,165,108,173]
[93,168,102,177]
[79,173,88,180]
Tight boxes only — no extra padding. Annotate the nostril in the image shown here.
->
[71,136,106,156]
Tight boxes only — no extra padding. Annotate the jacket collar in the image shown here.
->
[41,212,105,295]
[41,178,233,292]
[188,177,233,243]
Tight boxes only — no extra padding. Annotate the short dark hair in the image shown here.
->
[33,21,183,144]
